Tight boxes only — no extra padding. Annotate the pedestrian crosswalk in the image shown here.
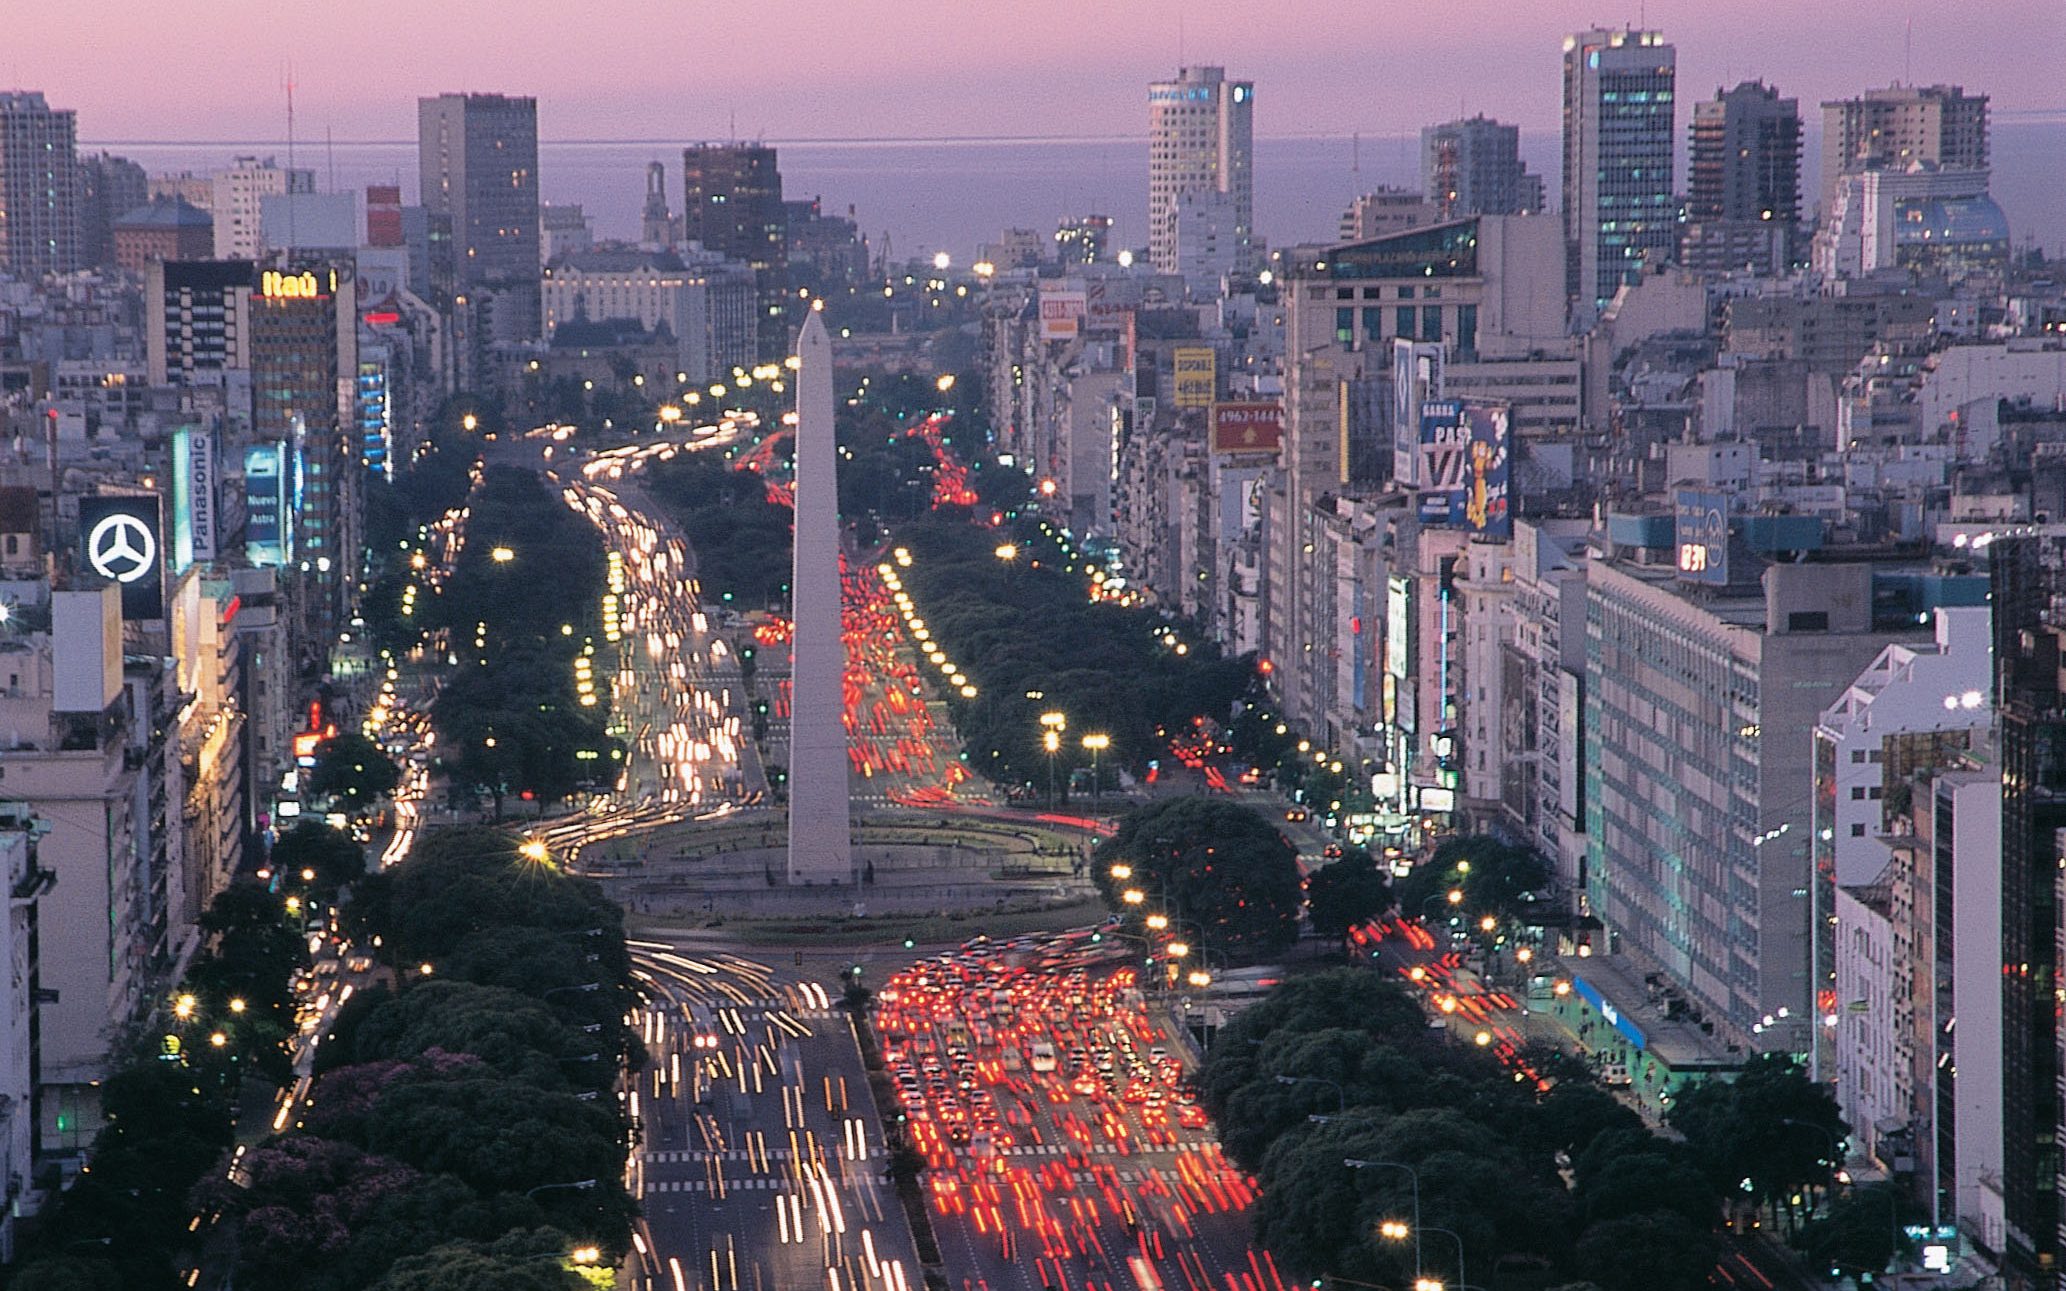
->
[640,1166,1167,1197]
[643,1147,878,1164]
[996,1140,1206,1158]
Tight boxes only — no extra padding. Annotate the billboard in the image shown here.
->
[245,442,290,567]
[1211,402,1282,454]
[1391,339,1444,486]
[1038,289,1086,341]
[80,494,165,619]
[1172,347,1216,409]
[1675,488,1730,585]
[171,427,218,570]
[1416,400,1511,538]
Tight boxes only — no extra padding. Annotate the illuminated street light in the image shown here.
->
[461,413,478,432]
[490,547,515,563]
[1145,913,1169,931]
[1081,732,1111,808]
[1167,941,1190,958]
[228,998,247,1015]
[209,1031,228,1048]
[1380,1220,1412,1241]
[1446,889,1464,905]
[936,374,956,392]
[932,251,951,271]
[570,1247,602,1265]
[1122,888,1145,906]
[1109,864,1133,880]
[174,994,196,1021]
[1187,969,1211,988]
[519,839,550,865]
[994,543,1018,562]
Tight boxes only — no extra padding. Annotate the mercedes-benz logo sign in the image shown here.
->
[87,513,156,585]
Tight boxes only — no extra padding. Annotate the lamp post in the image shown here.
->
[1081,733,1110,809]
[1275,1073,1346,1111]
[1040,710,1068,807]
[525,1178,599,1199]
[1340,1151,1423,1280]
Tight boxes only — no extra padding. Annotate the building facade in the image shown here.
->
[1148,66,1252,278]
[418,93,541,341]
[1421,116,1545,220]
[1819,83,1989,216]
[0,92,79,278]
[681,144,787,360]
[1561,28,1678,314]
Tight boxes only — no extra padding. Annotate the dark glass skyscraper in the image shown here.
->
[682,143,787,360]
[1561,28,1676,314]
[417,93,540,341]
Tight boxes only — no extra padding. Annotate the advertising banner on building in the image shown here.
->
[171,427,218,569]
[79,494,165,619]
[1675,488,1731,585]
[1172,346,1216,409]
[1391,339,1444,486]
[244,442,290,567]
[1210,402,1282,454]
[1038,288,1086,341]
[1417,400,1511,538]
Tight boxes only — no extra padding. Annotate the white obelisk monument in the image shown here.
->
[786,310,854,885]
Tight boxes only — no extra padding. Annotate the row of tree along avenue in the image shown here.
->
[1201,967,1898,1291]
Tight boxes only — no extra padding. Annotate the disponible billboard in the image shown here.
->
[1417,401,1511,538]
[1210,402,1282,454]
[1172,347,1216,409]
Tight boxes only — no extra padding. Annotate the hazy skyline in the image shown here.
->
[23,0,2062,145]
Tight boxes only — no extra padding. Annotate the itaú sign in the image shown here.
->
[259,269,336,299]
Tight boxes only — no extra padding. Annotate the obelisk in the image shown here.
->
[786,309,854,885]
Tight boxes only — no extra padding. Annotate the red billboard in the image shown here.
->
[1211,402,1283,455]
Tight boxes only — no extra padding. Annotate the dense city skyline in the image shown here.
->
[21,0,2063,144]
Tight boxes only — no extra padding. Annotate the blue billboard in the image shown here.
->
[245,443,290,567]
[1674,489,1730,585]
[1417,400,1511,538]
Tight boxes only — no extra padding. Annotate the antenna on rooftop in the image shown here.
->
[1904,18,1913,85]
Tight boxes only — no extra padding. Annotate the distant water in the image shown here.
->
[102,117,2065,260]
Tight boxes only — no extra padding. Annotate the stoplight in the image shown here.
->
[1090,932,1102,943]
[902,937,916,950]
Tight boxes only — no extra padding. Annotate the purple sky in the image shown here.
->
[23,0,2061,143]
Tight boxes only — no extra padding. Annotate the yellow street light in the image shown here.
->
[1479,915,1497,933]
[1515,947,1534,964]
[1474,1030,1492,1047]
[1122,888,1145,906]
[174,994,196,1021]
[1042,731,1060,754]
[1145,913,1169,931]
[1416,1280,1445,1291]
[1553,980,1573,996]
[1039,710,1067,731]
[519,839,550,864]
[228,998,247,1015]
[1379,1220,1411,1241]
[461,413,478,432]
[490,546,515,563]
[1187,970,1212,988]
[419,962,435,976]
[571,1246,602,1265]
[1081,733,1110,754]
[1167,941,1190,958]
[936,374,956,393]
[1446,889,1464,905]
[209,1031,228,1048]
[1109,864,1133,880]
[994,543,1018,562]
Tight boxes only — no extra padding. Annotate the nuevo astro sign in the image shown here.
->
[80,494,165,618]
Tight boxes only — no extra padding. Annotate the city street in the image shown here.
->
[625,938,921,1291]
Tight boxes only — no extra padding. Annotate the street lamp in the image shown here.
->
[1275,1073,1346,1111]
[994,543,1019,562]
[518,839,551,865]
[1342,1154,1424,1279]
[1081,733,1110,808]
[1109,863,1133,881]
[525,1178,599,1199]
[1040,711,1068,807]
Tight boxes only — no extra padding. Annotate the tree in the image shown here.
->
[1095,797,1303,961]
[1395,834,1552,924]
[1666,1054,1846,1214]
[1799,1184,1911,1281]
[368,1228,590,1291]
[270,820,368,899]
[1305,849,1394,947]
[1574,1211,1717,1291]
[310,732,402,809]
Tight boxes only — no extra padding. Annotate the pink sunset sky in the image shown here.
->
[19,0,2062,142]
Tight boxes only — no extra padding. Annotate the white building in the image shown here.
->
[541,248,757,385]
[1812,165,2008,281]
[0,808,46,1260]
[1148,66,1252,277]
[210,156,313,260]
[1171,189,1241,299]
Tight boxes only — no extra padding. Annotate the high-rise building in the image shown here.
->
[0,91,80,278]
[1148,66,1253,277]
[1989,532,2066,1285]
[146,259,254,390]
[1683,81,1800,271]
[365,184,404,248]
[248,260,358,638]
[1055,214,1113,266]
[418,93,541,339]
[1421,116,1545,220]
[1337,189,1441,242]
[1819,83,1989,217]
[210,156,313,261]
[1561,28,1677,313]
[78,152,147,269]
[681,144,787,359]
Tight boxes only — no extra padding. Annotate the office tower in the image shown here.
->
[365,184,404,247]
[1337,189,1441,242]
[1055,214,1113,266]
[1148,66,1253,277]
[418,93,541,339]
[1561,28,1677,312]
[1682,81,1801,273]
[1421,116,1545,219]
[1989,533,2066,1284]
[682,144,786,359]
[1820,84,1989,217]
[146,259,254,388]
[210,156,314,261]
[787,310,851,884]
[542,248,756,384]
[78,152,148,269]
[112,200,213,271]
[248,260,358,635]
[0,91,80,277]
